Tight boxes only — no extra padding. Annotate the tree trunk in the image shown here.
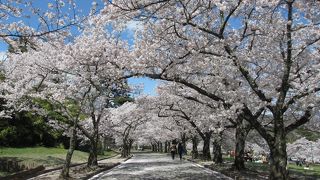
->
[192,136,199,159]
[157,142,160,152]
[181,133,187,151]
[151,143,155,152]
[202,132,211,160]
[212,138,223,164]
[102,136,107,151]
[268,126,288,180]
[164,141,168,153]
[160,142,163,152]
[87,124,99,168]
[121,138,130,158]
[233,128,247,170]
[128,139,133,154]
[87,140,98,168]
[60,124,77,178]
[233,118,251,170]
[121,143,129,157]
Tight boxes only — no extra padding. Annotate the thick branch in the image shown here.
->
[283,87,320,112]
[129,72,228,106]
[76,123,94,141]
[276,1,293,109]
[285,107,313,134]
[184,21,221,38]
[224,46,272,103]
[242,105,273,141]
[109,0,170,11]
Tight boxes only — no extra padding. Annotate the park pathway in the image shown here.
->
[89,153,232,180]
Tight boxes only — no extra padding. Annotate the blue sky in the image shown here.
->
[0,0,158,96]
[128,78,158,96]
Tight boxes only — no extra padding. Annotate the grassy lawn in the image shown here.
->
[0,146,117,176]
[0,171,10,177]
[187,155,320,179]
[288,163,320,178]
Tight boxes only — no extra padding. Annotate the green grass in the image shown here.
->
[222,155,234,162]
[187,153,320,178]
[224,157,320,178]
[242,162,320,178]
[99,150,116,158]
[0,146,117,175]
[0,147,87,168]
[0,171,10,177]
[288,163,320,177]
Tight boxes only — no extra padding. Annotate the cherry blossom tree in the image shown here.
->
[155,83,235,161]
[130,95,187,153]
[3,37,92,177]
[2,19,131,176]
[0,0,97,49]
[0,0,99,128]
[287,138,320,164]
[105,1,320,179]
[108,102,149,157]
[62,25,130,168]
[136,117,178,153]
[159,82,254,167]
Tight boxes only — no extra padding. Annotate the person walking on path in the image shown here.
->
[170,143,177,160]
[178,142,184,160]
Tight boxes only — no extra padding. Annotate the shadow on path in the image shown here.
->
[91,153,231,180]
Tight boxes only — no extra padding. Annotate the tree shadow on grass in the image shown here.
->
[44,155,65,166]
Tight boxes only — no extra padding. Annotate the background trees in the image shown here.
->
[155,83,234,161]
[108,102,148,157]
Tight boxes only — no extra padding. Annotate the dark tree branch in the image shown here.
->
[242,105,273,141]
[219,0,242,37]
[285,107,313,134]
[283,87,320,112]
[224,45,272,103]
[275,0,293,109]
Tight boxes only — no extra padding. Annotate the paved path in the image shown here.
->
[90,153,232,180]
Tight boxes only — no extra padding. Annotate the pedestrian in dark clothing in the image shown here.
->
[178,142,184,160]
[170,143,176,160]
